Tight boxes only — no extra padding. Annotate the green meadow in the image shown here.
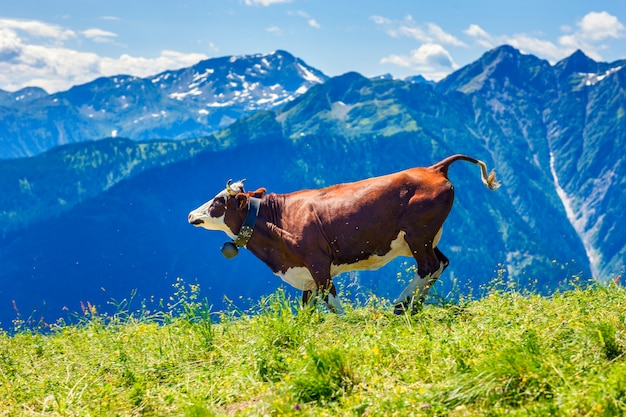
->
[1,277,625,416]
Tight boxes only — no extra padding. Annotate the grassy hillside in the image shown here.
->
[1,279,625,416]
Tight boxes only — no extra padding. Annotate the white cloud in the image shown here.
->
[507,35,564,60]
[289,11,321,29]
[370,15,391,26]
[464,24,493,48]
[381,43,458,81]
[465,24,565,61]
[556,11,625,60]
[308,18,320,29]
[0,27,22,61]
[465,11,626,63]
[99,50,208,79]
[0,18,75,42]
[372,15,463,79]
[426,23,465,47]
[578,11,625,41]
[0,19,208,93]
[81,28,118,43]
[266,26,283,35]
[372,15,465,47]
[244,0,291,6]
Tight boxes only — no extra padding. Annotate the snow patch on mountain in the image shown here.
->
[170,88,202,100]
[581,66,623,86]
[298,63,325,84]
[549,151,599,276]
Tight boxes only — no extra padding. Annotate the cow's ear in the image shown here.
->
[235,192,248,210]
[249,187,266,198]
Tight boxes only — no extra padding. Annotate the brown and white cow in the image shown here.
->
[188,154,499,314]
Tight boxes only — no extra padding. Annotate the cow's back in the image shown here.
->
[271,167,454,269]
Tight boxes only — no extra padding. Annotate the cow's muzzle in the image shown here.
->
[188,213,204,225]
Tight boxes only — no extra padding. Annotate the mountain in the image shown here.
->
[1,45,624,329]
[0,136,222,236]
[438,45,626,279]
[546,52,626,279]
[0,50,327,159]
[0,87,48,106]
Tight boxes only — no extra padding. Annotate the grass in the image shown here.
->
[0,278,625,416]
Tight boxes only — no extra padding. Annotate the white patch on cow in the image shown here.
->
[188,188,240,239]
[189,199,235,237]
[330,231,413,277]
[276,266,317,291]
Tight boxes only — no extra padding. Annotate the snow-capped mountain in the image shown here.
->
[1,45,625,328]
[0,50,328,159]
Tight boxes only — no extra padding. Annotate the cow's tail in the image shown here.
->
[431,154,500,190]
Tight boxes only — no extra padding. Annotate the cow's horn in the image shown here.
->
[226,179,236,196]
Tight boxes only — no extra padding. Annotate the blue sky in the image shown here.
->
[1,0,625,93]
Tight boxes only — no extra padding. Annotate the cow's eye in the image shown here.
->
[215,197,226,205]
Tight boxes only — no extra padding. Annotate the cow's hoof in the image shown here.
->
[411,302,424,314]
[393,303,407,315]
[394,301,424,315]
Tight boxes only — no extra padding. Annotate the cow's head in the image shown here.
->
[188,179,265,239]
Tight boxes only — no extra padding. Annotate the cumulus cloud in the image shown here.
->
[578,11,625,41]
[464,24,492,48]
[464,24,564,61]
[0,19,208,93]
[380,43,458,80]
[0,18,75,41]
[371,15,465,47]
[465,11,626,62]
[557,11,625,59]
[372,15,463,79]
[0,27,22,61]
[375,10,625,81]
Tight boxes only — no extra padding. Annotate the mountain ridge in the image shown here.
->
[0,50,328,159]
[0,44,624,328]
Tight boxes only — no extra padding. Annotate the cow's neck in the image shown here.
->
[232,197,261,247]
[245,195,297,272]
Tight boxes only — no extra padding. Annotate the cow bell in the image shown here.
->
[221,241,239,258]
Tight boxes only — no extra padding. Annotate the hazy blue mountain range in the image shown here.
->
[0,50,328,159]
[0,45,623,329]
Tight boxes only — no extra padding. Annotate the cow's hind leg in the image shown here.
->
[303,284,344,314]
[322,282,345,314]
[435,247,449,269]
[393,240,447,315]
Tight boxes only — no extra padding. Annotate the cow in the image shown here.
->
[188,154,499,314]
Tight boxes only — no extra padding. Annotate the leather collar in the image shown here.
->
[232,197,261,248]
